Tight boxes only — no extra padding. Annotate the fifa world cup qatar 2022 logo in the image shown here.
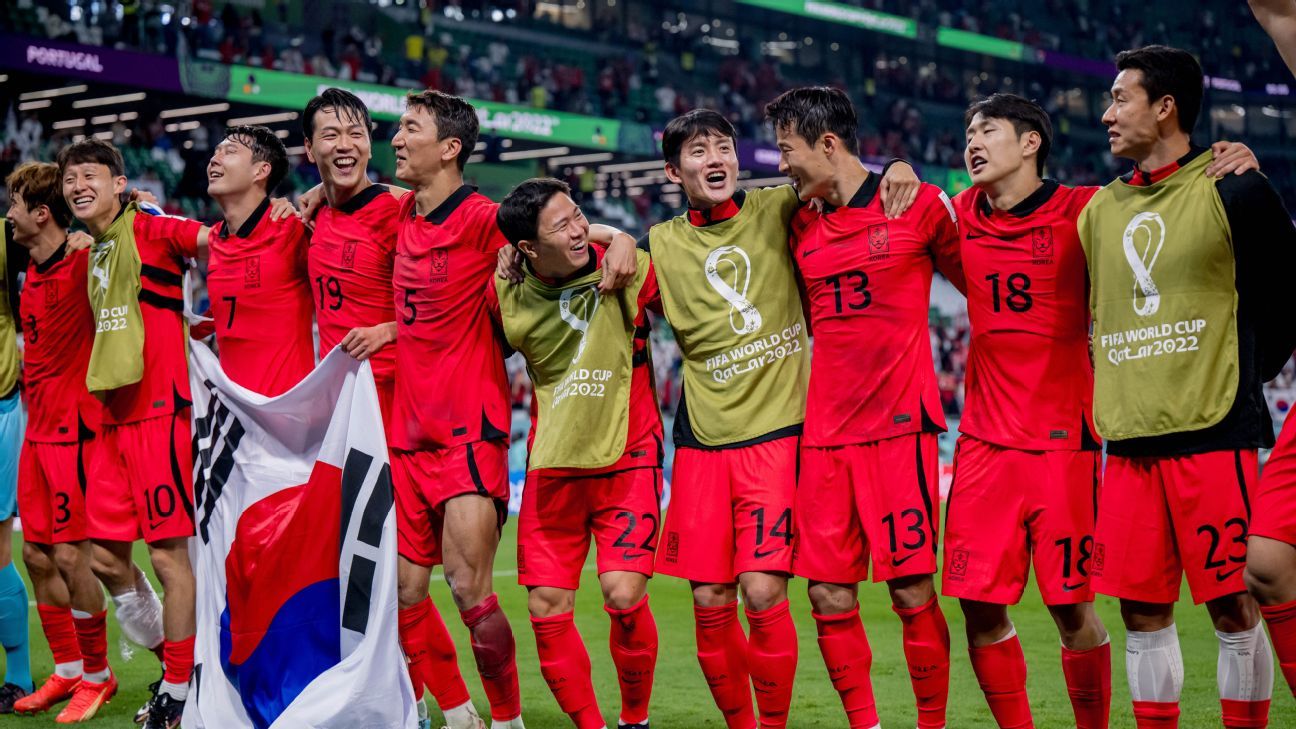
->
[704,245,763,335]
[559,284,600,365]
[1122,211,1164,317]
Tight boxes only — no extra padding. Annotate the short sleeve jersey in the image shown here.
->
[308,184,400,385]
[391,185,510,451]
[207,197,316,397]
[485,244,664,477]
[954,181,1101,451]
[791,177,962,447]
[21,246,101,442]
[102,207,202,425]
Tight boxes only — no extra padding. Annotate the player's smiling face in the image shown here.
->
[5,191,43,243]
[523,192,591,275]
[965,113,1030,187]
[775,123,832,202]
[664,131,738,210]
[1102,69,1161,160]
[207,137,266,197]
[306,106,371,190]
[62,161,125,232]
[392,104,460,185]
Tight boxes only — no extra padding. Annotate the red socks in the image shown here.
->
[745,601,797,729]
[461,593,521,722]
[1220,698,1271,729]
[892,596,950,729]
[71,610,109,676]
[37,604,81,666]
[162,634,195,686]
[968,632,1033,728]
[694,601,755,729]
[1132,700,1180,727]
[813,606,879,729]
[1260,599,1296,697]
[1061,641,1111,729]
[531,611,603,729]
[398,598,472,710]
[606,595,657,725]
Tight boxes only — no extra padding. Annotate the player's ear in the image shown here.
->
[663,162,683,185]
[517,240,539,260]
[304,138,316,165]
[819,132,836,157]
[1021,130,1042,158]
[112,175,127,197]
[441,137,462,165]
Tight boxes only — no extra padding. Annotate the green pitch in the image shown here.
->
[4,528,1293,728]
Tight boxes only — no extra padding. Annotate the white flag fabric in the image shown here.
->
[185,345,416,729]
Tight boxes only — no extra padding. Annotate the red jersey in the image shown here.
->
[954,181,1100,451]
[485,244,664,477]
[391,185,510,451]
[103,208,203,425]
[308,184,400,386]
[791,177,962,447]
[20,246,101,441]
[207,197,316,396]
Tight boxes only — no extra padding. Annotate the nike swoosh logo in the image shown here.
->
[1215,566,1244,582]
[53,524,69,533]
[891,553,917,568]
[1062,581,1088,592]
[753,546,785,559]
[149,520,168,531]
[801,247,820,258]
[621,550,646,561]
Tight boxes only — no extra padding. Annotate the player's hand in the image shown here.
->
[297,184,326,224]
[66,231,93,251]
[1206,141,1261,177]
[340,322,397,361]
[127,187,160,206]
[879,161,920,219]
[496,245,524,284]
[598,232,637,293]
[268,196,300,221]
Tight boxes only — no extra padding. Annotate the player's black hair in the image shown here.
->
[1115,45,1204,134]
[661,109,737,168]
[303,87,372,140]
[764,86,860,155]
[56,138,125,179]
[497,177,572,246]
[222,124,290,193]
[405,89,479,170]
[964,93,1054,176]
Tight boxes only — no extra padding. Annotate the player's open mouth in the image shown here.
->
[1107,131,1120,141]
[334,157,357,171]
[208,170,223,180]
[571,241,586,253]
[704,171,726,186]
[72,195,95,207]
[970,156,988,173]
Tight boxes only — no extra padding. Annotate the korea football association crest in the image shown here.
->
[1031,226,1054,259]
[558,284,600,365]
[1122,211,1164,317]
[704,244,763,335]
[867,223,890,256]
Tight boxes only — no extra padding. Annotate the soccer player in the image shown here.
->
[300,87,483,729]
[767,86,961,729]
[0,200,33,714]
[1081,45,1296,728]
[639,107,917,729]
[58,138,205,729]
[4,162,116,721]
[490,178,660,729]
[206,125,316,396]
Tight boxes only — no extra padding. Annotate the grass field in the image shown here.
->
[3,528,1293,728]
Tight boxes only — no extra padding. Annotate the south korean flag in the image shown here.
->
[185,345,415,729]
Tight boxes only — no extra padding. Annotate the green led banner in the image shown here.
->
[736,0,917,39]
[935,28,1027,61]
[198,64,653,153]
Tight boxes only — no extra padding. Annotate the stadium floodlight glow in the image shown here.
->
[498,146,571,161]
[164,121,202,132]
[52,118,86,130]
[274,129,289,138]
[596,159,665,174]
[467,154,485,165]
[285,145,307,155]
[19,84,88,101]
[547,152,615,166]
[159,103,231,119]
[119,111,139,121]
[0,75,7,83]
[18,100,52,111]
[91,114,119,125]
[72,92,147,109]
[226,111,299,126]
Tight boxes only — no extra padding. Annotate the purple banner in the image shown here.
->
[1041,50,1116,79]
[0,33,183,93]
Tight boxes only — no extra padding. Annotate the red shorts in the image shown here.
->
[1093,449,1257,605]
[392,439,509,567]
[18,438,94,545]
[517,467,662,589]
[1253,418,1296,545]
[655,436,797,583]
[87,413,196,544]
[794,433,940,584]
[941,436,1101,606]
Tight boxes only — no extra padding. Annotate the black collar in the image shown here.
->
[332,184,387,215]
[977,179,1060,218]
[33,242,69,274]
[1121,146,1204,186]
[418,184,476,225]
[824,172,882,213]
[687,189,746,227]
[218,196,271,239]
